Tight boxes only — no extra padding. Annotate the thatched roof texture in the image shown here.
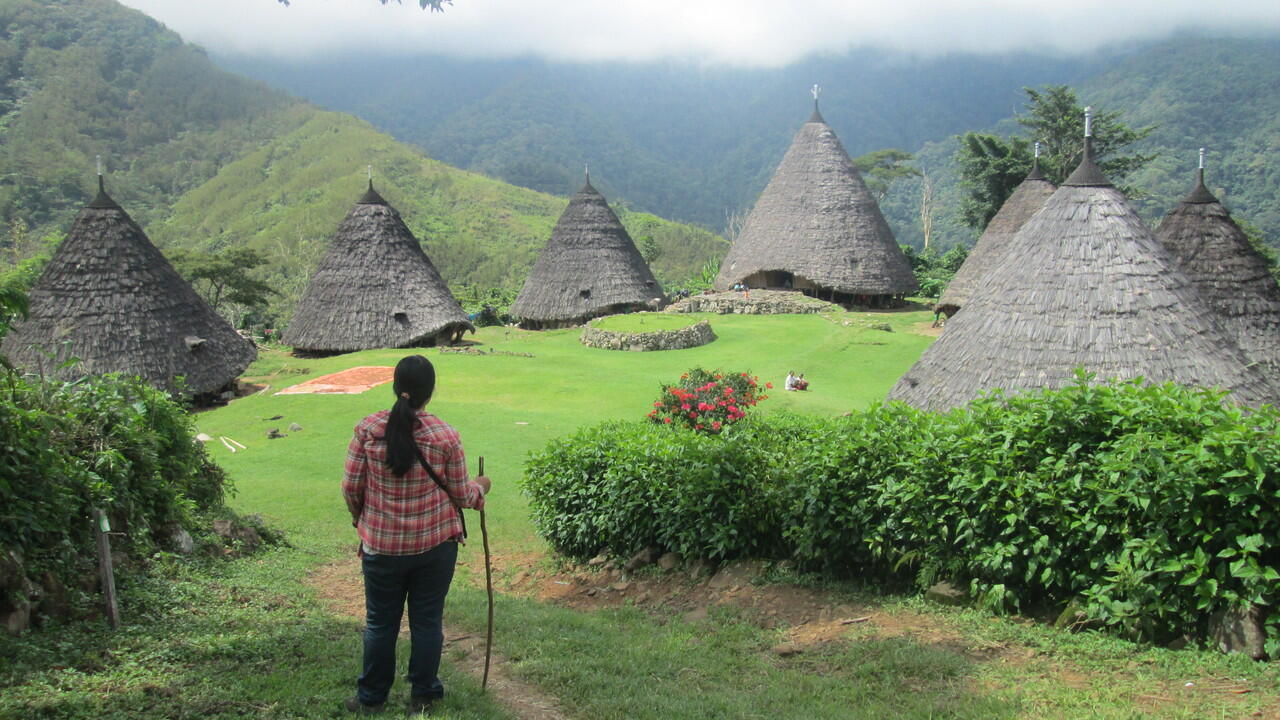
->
[889,139,1277,411]
[283,183,473,353]
[1155,166,1280,374]
[511,178,663,326]
[715,101,918,296]
[2,180,255,394]
[936,163,1055,315]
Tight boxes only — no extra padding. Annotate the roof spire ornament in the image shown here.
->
[358,164,387,205]
[87,153,118,209]
[1027,141,1046,180]
[808,83,824,123]
[1186,146,1216,203]
[1063,104,1109,187]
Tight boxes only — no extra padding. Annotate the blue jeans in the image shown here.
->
[357,542,458,705]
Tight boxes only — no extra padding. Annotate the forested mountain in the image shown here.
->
[224,50,1095,231]
[222,37,1280,251]
[0,0,724,327]
[0,0,307,235]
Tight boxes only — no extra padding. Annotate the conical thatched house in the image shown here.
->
[2,177,256,394]
[511,175,664,329]
[284,182,473,354]
[888,129,1276,412]
[1155,156,1280,375]
[715,97,918,306]
[935,159,1055,318]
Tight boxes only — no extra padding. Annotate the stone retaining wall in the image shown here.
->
[665,289,838,315]
[581,320,715,352]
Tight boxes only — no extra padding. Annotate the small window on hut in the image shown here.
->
[579,289,591,299]
[393,308,408,323]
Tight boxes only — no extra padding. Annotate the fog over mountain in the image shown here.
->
[121,0,1280,65]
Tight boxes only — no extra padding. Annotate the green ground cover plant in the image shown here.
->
[0,371,234,622]
[7,313,1279,719]
[526,373,1280,652]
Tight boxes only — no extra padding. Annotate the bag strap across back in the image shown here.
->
[413,445,468,541]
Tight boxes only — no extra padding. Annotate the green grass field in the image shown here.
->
[6,307,1280,719]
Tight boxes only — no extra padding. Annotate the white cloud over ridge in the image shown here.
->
[121,0,1280,66]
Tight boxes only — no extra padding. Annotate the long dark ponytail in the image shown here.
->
[385,355,436,476]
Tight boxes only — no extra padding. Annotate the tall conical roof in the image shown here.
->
[936,164,1056,316]
[511,178,664,325]
[715,101,917,296]
[283,184,473,353]
[889,145,1276,411]
[1156,163,1280,374]
[2,185,255,394]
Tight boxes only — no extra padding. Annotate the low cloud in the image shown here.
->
[121,0,1280,65]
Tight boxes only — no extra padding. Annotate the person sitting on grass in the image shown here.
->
[795,373,809,391]
[785,371,797,391]
[342,354,491,716]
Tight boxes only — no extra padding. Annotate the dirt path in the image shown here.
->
[308,559,573,720]
[310,551,1276,720]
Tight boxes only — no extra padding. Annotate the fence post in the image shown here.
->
[92,509,120,629]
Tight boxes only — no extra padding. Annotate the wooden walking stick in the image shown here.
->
[478,456,494,692]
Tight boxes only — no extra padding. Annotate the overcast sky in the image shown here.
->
[118,0,1280,67]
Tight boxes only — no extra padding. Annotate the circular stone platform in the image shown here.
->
[580,318,715,352]
[665,289,841,315]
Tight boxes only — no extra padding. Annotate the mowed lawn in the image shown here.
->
[20,307,1268,719]
[197,310,935,556]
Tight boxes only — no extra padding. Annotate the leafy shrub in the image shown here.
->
[0,371,234,622]
[649,367,770,432]
[524,374,1280,652]
[524,417,800,562]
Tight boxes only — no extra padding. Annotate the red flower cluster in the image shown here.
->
[648,367,769,433]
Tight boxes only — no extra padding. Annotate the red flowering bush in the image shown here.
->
[648,367,770,432]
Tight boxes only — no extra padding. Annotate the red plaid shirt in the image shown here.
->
[342,409,484,555]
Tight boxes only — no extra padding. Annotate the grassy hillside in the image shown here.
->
[0,0,725,327]
[151,109,727,323]
[0,0,307,237]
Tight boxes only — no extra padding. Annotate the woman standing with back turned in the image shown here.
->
[342,355,491,715]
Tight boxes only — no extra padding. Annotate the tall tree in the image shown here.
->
[957,85,1155,231]
[852,149,920,202]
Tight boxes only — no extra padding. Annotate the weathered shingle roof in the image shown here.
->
[715,103,917,295]
[889,143,1276,411]
[1156,167,1280,374]
[937,164,1056,315]
[283,182,473,353]
[2,181,255,394]
[511,178,664,324]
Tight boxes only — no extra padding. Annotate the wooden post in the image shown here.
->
[92,509,120,629]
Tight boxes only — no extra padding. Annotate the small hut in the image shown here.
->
[283,181,473,354]
[935,151,1056,318]
[511,174,664,329]
[1155,151,1280,375]
[2,177,256,395]
[888,116,1276,412]
[715,90,918,306]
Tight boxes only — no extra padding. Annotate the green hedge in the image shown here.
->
[1,372,231,618]
[523,376,1280,650]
